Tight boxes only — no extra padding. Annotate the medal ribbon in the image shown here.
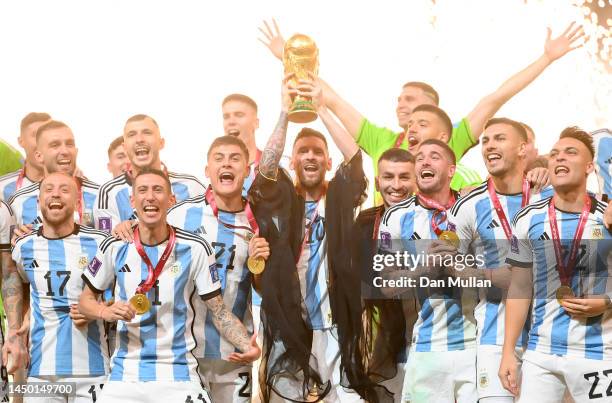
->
[487,177,530,241]
[548,195,591,287]
[416,192,456,236]
[205,186,259,237]
[394,132,406,148]
[133,224,176,294]
[15,167,26,190]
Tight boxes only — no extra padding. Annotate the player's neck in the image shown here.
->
[43,219,75,239]
[491,169,524,194]
[553,186,588,213]
[422,186,453,206]
[213,191,244,212]
[301,183,327,202]
[137,222,169,245]
[244,137,258,165]
[24,160,44,182]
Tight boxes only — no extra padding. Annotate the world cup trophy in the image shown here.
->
[283,33,319,123]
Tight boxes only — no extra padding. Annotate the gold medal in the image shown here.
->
[130,293,151,315]
[247,256,265,274]
[556,285,574,304]
[439,230,460,248]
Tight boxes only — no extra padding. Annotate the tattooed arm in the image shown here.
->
[258,76,293,180]
[203,294,260,363]
[1,251,27,373]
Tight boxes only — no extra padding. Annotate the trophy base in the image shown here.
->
[288,109,318,124]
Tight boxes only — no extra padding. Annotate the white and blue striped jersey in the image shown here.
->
[591,129,611,196]
[82,227,221,382]
[11,225,110,377]
[448,182,553,347]
[378,195,478,352]
[0,201,14,252]
[0,169,34,201]
[94,171,206,232]
[298,200,333,330]
[507,196,612,360]
[167,194,253,361]
[7,179,99,229]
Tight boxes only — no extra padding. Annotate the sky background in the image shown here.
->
[0,0,609,195]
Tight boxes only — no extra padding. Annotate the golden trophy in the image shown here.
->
[283,33,319,123]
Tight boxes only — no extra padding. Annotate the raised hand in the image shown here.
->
[258,18,285,60]
[544,22,585,63]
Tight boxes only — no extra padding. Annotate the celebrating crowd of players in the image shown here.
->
[0,18,610,403]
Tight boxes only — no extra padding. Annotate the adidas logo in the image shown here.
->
[195,226,206,235]
[119,264,131,273]
[28,259,39,269]
[410,232,421,240]
[606,157,612,165]
[539,233,550,241]
[487,220,500,229]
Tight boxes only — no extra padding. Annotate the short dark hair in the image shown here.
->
[125,114,159,128]
[40,171,77,190]
[412,104,453,138]
[485,117,528,142]
[402,81,439,105]
[293,127,328,149]
[20,112,51,134]
[107,136,124,158]
[36,120,71,143]
[132,168,172,192]
[559,126,595,159]
[418,138,456,165]
[222,94,258,113]
[207,135,250,162]
[520,121,535,141]
[378,148,415,166]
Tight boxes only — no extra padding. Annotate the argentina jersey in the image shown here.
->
[448,182,553,347]
[507,196,612,360]
[94,171,206,232]
[0,169,34,201]
[11,225,109,377]
[82,227,220,382]
[378,195,477,352]
[296,200,332,330]
[591,129,611,196]
[167,194,253,360]
[8,178,99,229]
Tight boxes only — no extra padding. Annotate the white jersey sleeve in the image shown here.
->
[0,201,15,251]
[448,198,477,255]
[506,210,534,268]
[83,236,120,293]
[192,236,221,299]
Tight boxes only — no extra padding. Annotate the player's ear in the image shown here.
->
[374,177,380,192]
[326,156,332,171]
[204,164,210,180]
[130,193,135,209]
[34,149,43,167]
[585,160,594,175]
[168,193,176,207]
[518,141,526,158]
[448,164,456,179]
[159,137,165,151]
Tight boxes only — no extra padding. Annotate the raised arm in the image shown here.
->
[258,19,365,140]
[204,294,260,363]
[466,22,585,139]
[1,251,27,373]
[258,76,293,179]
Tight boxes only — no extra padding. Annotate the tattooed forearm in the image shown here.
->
[1,253,23,331]
[205,295,251,352]
[259,111,289,179]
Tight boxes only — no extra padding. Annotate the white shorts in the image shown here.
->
[269,327,364,402]
[24,375,106,403]
[402,349,477,403]
[517,350,612,403]
[478,344,524,399]
[98,380,211,403]
[198,358,252,402]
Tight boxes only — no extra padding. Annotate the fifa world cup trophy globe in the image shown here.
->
[283,33,319,123]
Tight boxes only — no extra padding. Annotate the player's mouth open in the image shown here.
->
[143,205,160,214]
[48,201,64,210]
[486,153,501,162]
[135,147,150,157]
[304,164,318,173]
[554,165,569,175]
[420,170,435,179]
[227,129,240,137]
[219,172,235,184]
